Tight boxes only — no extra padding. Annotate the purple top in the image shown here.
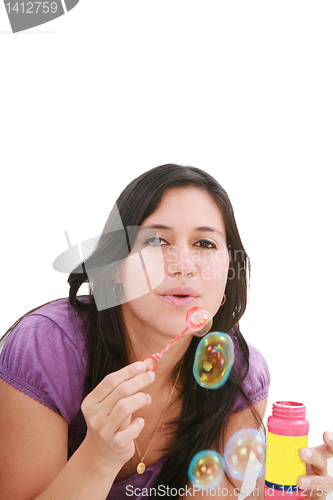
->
[0,298,270,499]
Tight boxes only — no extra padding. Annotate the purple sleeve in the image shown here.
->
[231,341,270,413]
[0,313,85,424]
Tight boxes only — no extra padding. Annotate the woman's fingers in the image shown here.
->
[109,370,154,409]
[297,475,333,498]
[87,361,149,404]
[118,415,132,432]
[297,431,333,477]
[95,369,154,419]
[295,431,333,498]
[303,432,333,462]
[97,392,151,443]
[82,362,155,424]
[319,431,333,459]
[112,391,151,430]
[112,418,146,452]
[299,446,328,476]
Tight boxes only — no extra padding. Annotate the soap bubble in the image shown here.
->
[186,307,213,337]
[188,450,224,488]
[223,428,266,480]
[193,332,234,389]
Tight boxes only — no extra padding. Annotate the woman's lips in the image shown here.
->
[159,295,198,307]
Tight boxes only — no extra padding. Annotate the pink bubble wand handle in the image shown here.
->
[141,326,189,372]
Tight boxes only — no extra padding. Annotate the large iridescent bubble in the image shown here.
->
[223,428,266,480]
[186,307,213,337]
[188,450,224,488]
[193,332,234,389]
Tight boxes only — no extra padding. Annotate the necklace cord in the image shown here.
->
[134,356,184,472]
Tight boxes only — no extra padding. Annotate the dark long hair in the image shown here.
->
[67,164,264,491]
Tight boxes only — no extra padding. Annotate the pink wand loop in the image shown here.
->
[141,354,161,372]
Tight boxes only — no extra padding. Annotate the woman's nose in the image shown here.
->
[165,244,198,278]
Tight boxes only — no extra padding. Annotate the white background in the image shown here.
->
[1,0,332,463]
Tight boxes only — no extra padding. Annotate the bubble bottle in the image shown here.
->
[264,401,309,500]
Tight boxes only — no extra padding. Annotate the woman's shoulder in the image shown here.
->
[23,295,87,332]
[231,336,270,413]
[4,296,87,348]
[0,297,88,423]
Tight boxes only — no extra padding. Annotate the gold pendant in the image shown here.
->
[137,461,145,474]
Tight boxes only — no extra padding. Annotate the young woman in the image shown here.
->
[0,164,332,499]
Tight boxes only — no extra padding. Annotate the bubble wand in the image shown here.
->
[141,307,213,371]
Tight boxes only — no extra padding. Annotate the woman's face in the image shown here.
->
[117,186,230,340]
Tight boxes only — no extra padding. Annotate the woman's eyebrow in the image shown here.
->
[139,224,225,239]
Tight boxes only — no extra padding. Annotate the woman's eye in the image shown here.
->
[144,236,166,247]
[196,240,217,249]
[144,237,216,249]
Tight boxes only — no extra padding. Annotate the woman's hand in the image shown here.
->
[80,360,155,474]
[297,431,333,499]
